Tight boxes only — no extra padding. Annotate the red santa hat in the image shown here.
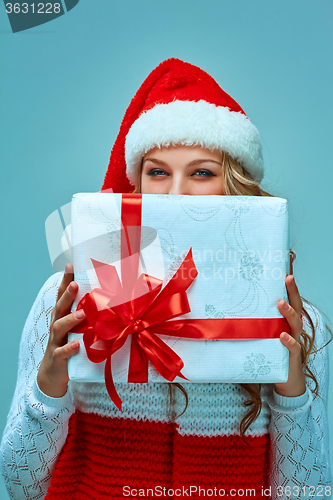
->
[102,58,263,193]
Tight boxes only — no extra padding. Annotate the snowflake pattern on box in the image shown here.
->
[239,252,264,281]
[228,350,290,382]
[243,353,272,378]
[224,196,259,215]
[157,194,184,202]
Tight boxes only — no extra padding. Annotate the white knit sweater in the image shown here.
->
[0,272,332,500]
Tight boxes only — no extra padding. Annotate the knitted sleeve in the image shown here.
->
[0,273,75,500]
[267,303,332,499]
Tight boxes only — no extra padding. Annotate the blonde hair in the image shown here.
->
[133,150,331,441]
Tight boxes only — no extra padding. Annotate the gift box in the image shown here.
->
[68,193,290,407]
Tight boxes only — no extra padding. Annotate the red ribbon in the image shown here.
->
[72,193,290,411]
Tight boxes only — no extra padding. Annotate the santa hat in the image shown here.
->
[102,58,263,193]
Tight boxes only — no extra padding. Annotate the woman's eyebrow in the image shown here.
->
[143,158,222,167]
[186,159,222,167]
[143,158,167,166]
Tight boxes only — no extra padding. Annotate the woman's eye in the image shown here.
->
[147,168,168,176]
[192,169,215,177]
[146,168,216,177]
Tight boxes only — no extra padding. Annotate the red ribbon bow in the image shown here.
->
[72,247,198,410]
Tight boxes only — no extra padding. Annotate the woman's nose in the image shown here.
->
[168,177,189,195]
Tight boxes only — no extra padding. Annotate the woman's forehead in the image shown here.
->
[143,144,223,162]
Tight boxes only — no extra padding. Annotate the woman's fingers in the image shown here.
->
[279,331,302,357]
[275,274,306,398]
[57,263,74,301]
[285,275,303,318]
[51,309,86,347]
[51,263,74,323]
[53,339,81,361]
[38,263,84,398]
[52,280,79,323]
[277,299,303,342]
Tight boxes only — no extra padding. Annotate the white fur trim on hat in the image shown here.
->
[125,100,264,186]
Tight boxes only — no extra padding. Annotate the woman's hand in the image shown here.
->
[274,275,306,398]
[37,263,86,398]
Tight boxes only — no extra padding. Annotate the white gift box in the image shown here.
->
[68,193,290,384]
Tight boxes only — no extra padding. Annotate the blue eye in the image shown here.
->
[192,169,215,177]
[146,168,216,177]
[147,169,167,176]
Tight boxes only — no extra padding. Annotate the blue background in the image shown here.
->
[0,1,332,497]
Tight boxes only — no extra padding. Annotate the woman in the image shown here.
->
[1,58,331,500]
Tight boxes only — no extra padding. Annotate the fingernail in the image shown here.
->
[281,332,290,341]
[290,275,295,284]
[70,341,80,350]
[67,282,73,293]
[65,263,74,274]
[74,309,85,320]
[282,301,290,311]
